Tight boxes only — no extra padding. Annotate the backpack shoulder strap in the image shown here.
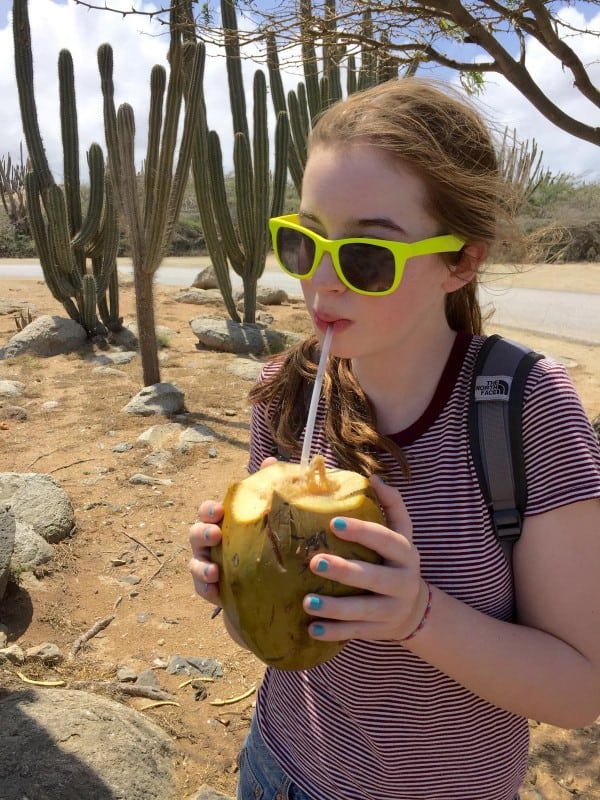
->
[468,334,543,567]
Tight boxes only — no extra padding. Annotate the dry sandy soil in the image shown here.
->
[0,260,599,800]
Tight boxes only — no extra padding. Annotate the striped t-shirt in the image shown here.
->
[248,332,600,800]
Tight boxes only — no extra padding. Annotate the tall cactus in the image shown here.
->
[267,0,405,194]
[12,0,121,335]
[0,145,30,238]
[97,20,205,386]
[180,0,289,325]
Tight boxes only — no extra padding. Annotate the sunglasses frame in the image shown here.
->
[269,214,466,296]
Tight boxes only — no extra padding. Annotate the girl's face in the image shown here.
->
[299,143,460,364]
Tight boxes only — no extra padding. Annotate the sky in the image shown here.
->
[1,0,599,185]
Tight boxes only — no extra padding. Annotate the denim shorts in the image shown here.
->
[237,715,314,800]
[236,714,520,800]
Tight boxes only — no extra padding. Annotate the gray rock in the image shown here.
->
[0,473,75,544]
[0,508,16,601]
[138,422,217,450]
[121,383,185,417]
[0,404,28,421]
[25,642,62,664]
[0,644,24,664]
[135,668,160,688]
[141,450,173,469]
[190,316,303,356]
[138,422,185,449]
[166,656,223,678]
[0,380,25,397]
[129,474,173,487]
[191,266,219,289]
[0,299,38,316]
[235,286,289,306]
[11,520,54,570]
[178,424,217,445]
[116,666,138,682]
[176,288,223,305]
[112,441,134,452]
[0,315,87,359]
[0,688,177,799]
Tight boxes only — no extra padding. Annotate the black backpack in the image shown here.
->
[469,335,543,567]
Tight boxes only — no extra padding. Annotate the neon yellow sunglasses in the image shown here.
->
[269,214,465,296]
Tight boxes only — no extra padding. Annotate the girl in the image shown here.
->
[189,78,600,800]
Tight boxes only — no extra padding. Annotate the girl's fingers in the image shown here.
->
[303,591,389,622]
[368,475,413,540]
[308,618,382,642]
[325,515,413,566]
[189,522,222,556]
[195,500,224,524]
[189,556,221,603]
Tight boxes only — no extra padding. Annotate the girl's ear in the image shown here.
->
[442,242,488,292]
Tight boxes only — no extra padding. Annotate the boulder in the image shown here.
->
[0,315,87,360]
[0,688,177,800]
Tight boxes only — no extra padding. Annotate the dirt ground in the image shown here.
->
[0,260,599,800]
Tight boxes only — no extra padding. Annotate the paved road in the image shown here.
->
[2,261,599,344]
[478,285,600,344]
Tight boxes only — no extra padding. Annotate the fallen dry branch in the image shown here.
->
[69,680,176,702]
[119,528,161,562]
[49,457,98,474]
[70,614,115,658]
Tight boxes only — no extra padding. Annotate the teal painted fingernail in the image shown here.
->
[308,595,322,611]
[202,565,209,578]
[316,559,329,573]
[203,527,211,541]
[208,505,214,518]
[312,623,326,636]
[332,517,347,531]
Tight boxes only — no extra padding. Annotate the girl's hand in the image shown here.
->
[188,500,224,607]
[303,476,430,643]
[188,458,277,607]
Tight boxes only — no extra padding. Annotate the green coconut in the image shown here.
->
[213,457,384,671]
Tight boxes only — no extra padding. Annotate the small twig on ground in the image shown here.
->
[70,614,115,659]
[145,548,182,586]
[69,681,176,702]
[26,450,56,469]
[119,529,161,563]
[49,457,98,474]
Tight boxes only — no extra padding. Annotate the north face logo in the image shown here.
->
[474,376,512,401]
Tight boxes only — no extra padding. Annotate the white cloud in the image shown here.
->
[0,0,598,185]
[0,0,272,180]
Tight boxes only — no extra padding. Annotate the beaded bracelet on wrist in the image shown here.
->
[400,581,433,642]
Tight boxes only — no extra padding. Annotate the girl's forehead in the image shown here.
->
[301,144,435,235]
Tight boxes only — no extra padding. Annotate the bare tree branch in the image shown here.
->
[72,0,600,147]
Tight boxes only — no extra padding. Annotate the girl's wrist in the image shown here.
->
[399,580,433,643]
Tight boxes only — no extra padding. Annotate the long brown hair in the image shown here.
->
[250,78,520,475]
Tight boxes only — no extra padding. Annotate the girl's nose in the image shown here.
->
[310,252,345,293]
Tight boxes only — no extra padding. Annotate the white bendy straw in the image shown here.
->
[301,324,334,467]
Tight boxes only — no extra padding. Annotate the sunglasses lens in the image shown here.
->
[339,243,397,293]
[276,227,315,276]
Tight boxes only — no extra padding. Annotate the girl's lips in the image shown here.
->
[314,314,352,333]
